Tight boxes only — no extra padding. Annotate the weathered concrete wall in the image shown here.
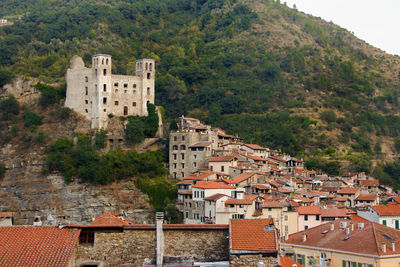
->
[163,229,229,264]
[75,229,156,267]
[229,254,277,267]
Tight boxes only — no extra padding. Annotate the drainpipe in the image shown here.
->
[156,212,164,267]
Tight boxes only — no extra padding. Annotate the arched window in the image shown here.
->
[145,63,148,70]
[180,145,186,150]
[173,145,178,150]
[103,69,107,75]
[149,63,153,71]
[102,58,104,64]
[147,73,151,79]
[106,58,109,65]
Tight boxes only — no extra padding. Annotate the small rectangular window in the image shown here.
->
[85,87,88,95]
[124,83,128,88]
[115,101,119,106]
[103,84,107,92]
[103,97,107,104]
[114,82,119,87]
[133,84,137,88]
[132,102,136,107]
[147,87,150,95]
[79,231,94,245]
[85,76,88,82]
[124,106,128,115]
[103,69,107,75]
[85,100,88,104]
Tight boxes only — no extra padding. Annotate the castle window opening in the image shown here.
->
[103,84,107,92]
[182,136,185,141]
[103,109,106,112]
[181,153,185,160]
[124,83,128,88]
[85,87,88,95]
[145,62,148,70]
[147,73,150,79]
[147,100,150,107]
[118,139,123,142]
[124,106,128,115]
[85,109,88,113]
[85,100,88,104]
[103,69,107,75]
[102,58,104,64]
[173,154,177,160]
[149,63,153,71]
[106,58,109,65]
[132,102,136,107]
[174,136,177,141]
[147,87,150,95]
[173,172,177,179]
[180,145,186,150]
[173,163,177,169]
[173,145,178,150]
[79,231,95,245]
[115,89,118,93]
[181,172,185,177]
[85,76,88,82]
[133,84,136,88]
[115,101,119,106]
[95,69,97,76]
[181,163,185,168]
[124,90,127,93]
[103,97,107,104]
[114,82,118,87]
[133,90,136,94]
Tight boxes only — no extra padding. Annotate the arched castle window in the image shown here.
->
[103,84,107,92]
[103,97,107,104]
[106,59,109,65]
[103,69,107,75]
[173,145,178,150]
[147,87,150,95]
[124,106,128,115]
[149,63,152,71]
[147,73,150,79]
[145,63,148,70]
[102,58,104,64]
[85,87,88,95]
[95,69,97,77]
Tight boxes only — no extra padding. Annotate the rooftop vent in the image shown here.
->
[322,230,329,235]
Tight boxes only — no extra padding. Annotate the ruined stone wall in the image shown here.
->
[229,254,277,267]
[75,229,156,267]
[163,229,229,264]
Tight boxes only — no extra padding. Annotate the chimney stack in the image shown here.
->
[285,232,288,241]
[302,233,307,242]
[382,243,386,253]
[330,223,334,231]
[350,223,354,232]
[391,242,395,252]
[345,227,350,235]
[156,212,164,267]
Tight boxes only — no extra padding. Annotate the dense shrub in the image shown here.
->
[125,104,159,144]
[94,129,107,150]
[320,110,337,123]
[0,95,19,120]
[0,162,5,179]
[23,109,42,128]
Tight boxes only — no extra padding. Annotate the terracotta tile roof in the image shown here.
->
[270,168,282,172]
[0,226,80,267]
[225,195,258,205]
[218,132,239,139]
[283,220,400,256]
[277,188,292,193]
[371,204,400,216]
[391,196,400,204]
[183,171,215,181]
[337,187,360,194]
[0,212,13,217]
[192,180,236,190]
[189,142,211,147]
[279,256,304,267]
[295,206,322,215]
[267,160,279,165]
[91,213,135,226]
[269,181,281,188]
[229,172,255,184]
[269,156,287,163]
[208,154,238,162]
[176,181,192,185]
[355,194,378,201]
[230,219,277,252]
[320,186,339,193]
[262,201,288,208]
[351,215,369,221]
[243,144,266,150]
[359,180,379,186]
[241,153,267,162]
[252,184,270,190]
[181,190,192,195]
[292,197,314,203]
[321,208,351,218]
[334,197,348,202]
[204,193,228,201]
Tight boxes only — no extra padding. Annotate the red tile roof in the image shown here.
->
[204,193,228,201]
[243,144,265,150]
[371,204,400,216]
[230,219,277,252]
[241,153,267,162]
[208,154,238,162]
[183,171,215,181]
[269,156,287,163]
[355,194,378,201]
[321,208,351,218]
[295,206,322,215]
[91,213,135,226]
[229,172,255,184]
[192,180,236,189]
[190,142,211,147]
[283,220,400,256]
[279,256,304,267]
[334,197,348,202]
[0,212,13,217]
[359,180,379,186]
[351,215,369,221]
[337,187,360,194]
[225,195,258,205]
[0,226,80,267]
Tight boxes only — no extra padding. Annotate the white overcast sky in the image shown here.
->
[284,0,400,56]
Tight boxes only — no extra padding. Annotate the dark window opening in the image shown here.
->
[103,84,107,92]
[115,101,119,106]
[79,231,94,245]
[133,84,137,88]
[103,69,107,75]
[124,83,128,88]
[147,73,151,79]
[114,82,118,87]
[85,87,88,95]
[124,106,128,115]
[103,97,107,104]
[85,100,88,104]
[85,76,88,82]
[132,102,136,107]
[147,87,150,95]
[149,63,153,71]
[106,58,109,65]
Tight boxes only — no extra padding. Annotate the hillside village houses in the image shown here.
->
[171,116,400,245]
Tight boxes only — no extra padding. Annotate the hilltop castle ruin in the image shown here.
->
[65,54,155,129]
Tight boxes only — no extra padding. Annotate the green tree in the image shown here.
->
[23,109,42,128]
[0,95,19,120]
[125,116,145,144]
[94,129,107,150]
[320,110,337,123]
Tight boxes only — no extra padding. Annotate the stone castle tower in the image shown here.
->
[65,54,155,129]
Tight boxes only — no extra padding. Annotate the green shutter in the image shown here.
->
[294,254,296,262]
[368,265,373,267]
[352,262,356,267]
[301,255,305,265]
[342,260,346,267]
[358,263,362,267]
[383,220,387,226]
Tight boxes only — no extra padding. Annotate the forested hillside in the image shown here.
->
[1,0,400,187]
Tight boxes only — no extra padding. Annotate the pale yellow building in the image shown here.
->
[260,201,298,237]
[281,220,400,267]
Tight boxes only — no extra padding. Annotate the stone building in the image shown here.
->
[65,54,155,129]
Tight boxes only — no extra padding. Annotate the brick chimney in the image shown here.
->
[382,243,386,253]
[330,223,334,231]
[391,242,395,252]
[302,233,307,242]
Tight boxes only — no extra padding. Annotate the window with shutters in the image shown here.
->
[79,231,94,245]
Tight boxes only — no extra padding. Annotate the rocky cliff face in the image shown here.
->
[0,77,155,225]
